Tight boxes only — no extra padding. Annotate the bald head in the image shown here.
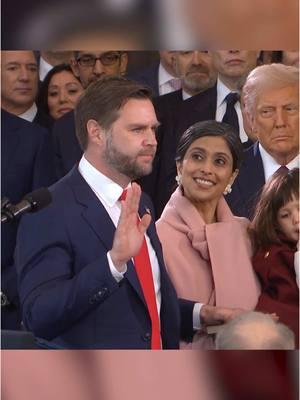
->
[215,312,295,350]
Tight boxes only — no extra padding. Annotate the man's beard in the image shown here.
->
[103,133,154,180]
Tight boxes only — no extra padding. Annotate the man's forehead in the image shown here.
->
[77,51,116,57]
[256,85,299,104]
[2,51,36,64]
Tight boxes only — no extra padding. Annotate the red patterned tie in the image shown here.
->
[120,189,161,349]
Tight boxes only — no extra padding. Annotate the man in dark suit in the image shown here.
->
[1,109,57,329]
[16,77,235,349]
[52,50,128,179]
[141,51,217,214]
[226,63,299,219]
[151,51,260,218]
[129,51,181,97]
[1,51,53,130]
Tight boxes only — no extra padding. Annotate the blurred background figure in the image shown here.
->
[1,50,53,130]
[130,51,181,97]
[226,63,299,219]
[38,51,74,81]
[52,50,128,178]
[215,311,295,349]
[37,64,83,121]
[271,51,299,68]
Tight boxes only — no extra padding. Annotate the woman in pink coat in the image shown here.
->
[156,120,261,348]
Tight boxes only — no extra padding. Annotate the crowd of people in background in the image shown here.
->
[1,50,299,351]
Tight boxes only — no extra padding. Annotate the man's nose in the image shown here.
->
[275,108,287,128]
[93,59,105,75]
[144,128,157,146]
[191,51,203,65]
[18,66,30,81]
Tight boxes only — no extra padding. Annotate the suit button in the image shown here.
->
[142,332,151,342]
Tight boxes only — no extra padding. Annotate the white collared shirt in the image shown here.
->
[182,90,192,101]
[18,103,38,122]
[78,155,162,314]
[215,78,248,143]
[158,63,181,96]
[259,144,299,181]
[39,57,54,81]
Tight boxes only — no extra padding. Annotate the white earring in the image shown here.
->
[175,174,181,185]
[223,184,232,195]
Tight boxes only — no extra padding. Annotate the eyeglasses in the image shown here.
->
[76,52,121,67]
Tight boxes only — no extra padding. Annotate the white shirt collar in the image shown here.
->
[259,143,299,181]
[18,103,38,122]
[216,78,239,108]
[78,155,130,208]
[39,57,53,81]
[182,90,192,100]
[158,63,176,87]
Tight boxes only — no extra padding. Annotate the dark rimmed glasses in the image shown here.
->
[76,52,121,67]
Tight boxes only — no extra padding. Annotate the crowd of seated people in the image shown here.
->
[1,50,299,353]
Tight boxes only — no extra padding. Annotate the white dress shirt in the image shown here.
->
[78,156,202,331]
[18,103,38,122]
[78,156,162,314]
[215,78,248,143]
[259,144,299,181]
[158,63,181,96]
[39,57,54,81]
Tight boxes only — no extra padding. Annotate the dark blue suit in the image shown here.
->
[1,109,57,329]
[128,62,160,97]
[226,142,265,219]
[16,167,194,349]
[51,111,82,179]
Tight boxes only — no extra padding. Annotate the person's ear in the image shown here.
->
[70,58,80,79]
[119,53,128,76]
[86,119,104,146]
[230,169,239,186]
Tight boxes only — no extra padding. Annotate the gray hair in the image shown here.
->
[215,311,295,350]
[243,63,299,119]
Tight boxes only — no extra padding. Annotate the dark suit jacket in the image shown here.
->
[33,108,54,131]
[51,110,82,179]
[1,109,57,329]
[137,89,183,206]
[16,167,194,349]
[128,62,159,97]
[226,142,265,219]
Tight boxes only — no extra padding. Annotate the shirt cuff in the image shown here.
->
[193,303,204,330]
[107,252,127,283]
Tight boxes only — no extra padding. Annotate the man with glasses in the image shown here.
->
[52,51,128,178]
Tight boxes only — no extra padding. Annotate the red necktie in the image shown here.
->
[120,190,161,349]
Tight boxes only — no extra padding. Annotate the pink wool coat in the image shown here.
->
[156,188,261,348]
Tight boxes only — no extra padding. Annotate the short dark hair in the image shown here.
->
[175,120,243,171]
[74,76,153,150]
[36,63,80,115]
[250,167,299,251]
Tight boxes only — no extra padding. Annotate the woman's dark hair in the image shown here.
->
[175,120,244,171]
[36,63,81,115]
[249,167,299,252]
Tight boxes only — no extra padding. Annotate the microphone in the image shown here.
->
[1,188,52,223]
